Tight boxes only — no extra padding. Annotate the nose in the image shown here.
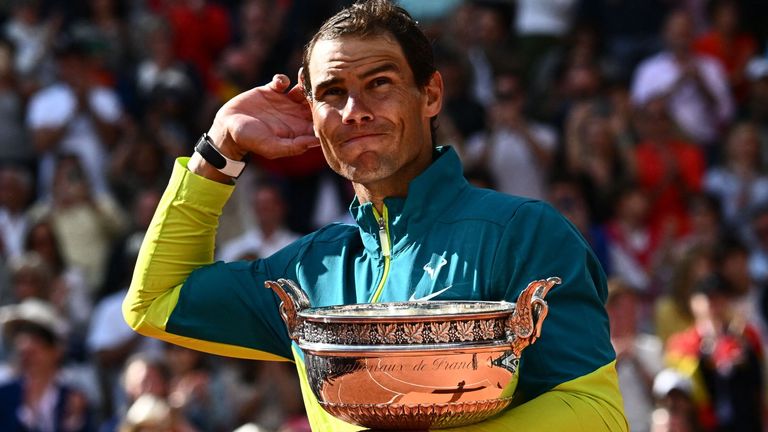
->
[341,93,374,125]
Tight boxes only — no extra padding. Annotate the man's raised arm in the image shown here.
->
[122,75,319,359]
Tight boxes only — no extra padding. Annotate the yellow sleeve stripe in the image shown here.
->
[444,361,627,431]
[125,281,290,362]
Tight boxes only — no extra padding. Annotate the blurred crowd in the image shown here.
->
[1,0,768,431]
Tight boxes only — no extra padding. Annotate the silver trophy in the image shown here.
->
[265,276,561,430]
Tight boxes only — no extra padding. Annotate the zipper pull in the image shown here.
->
[378,216,391,257]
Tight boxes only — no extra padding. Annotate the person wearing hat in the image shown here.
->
[665,273,764,431]
[0,299,92,432]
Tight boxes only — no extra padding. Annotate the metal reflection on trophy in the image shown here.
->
[265,276,561,430]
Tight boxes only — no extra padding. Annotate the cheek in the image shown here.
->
[312,107,338,142]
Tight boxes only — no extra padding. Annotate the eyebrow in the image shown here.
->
[313,62,401,97]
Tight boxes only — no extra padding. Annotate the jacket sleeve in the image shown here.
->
[479,200,628,431]
[122,157,294,361]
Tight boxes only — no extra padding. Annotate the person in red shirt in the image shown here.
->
[633,97,705,238]
[163,0,232,91]
[693,0,758,101]
[665,273,764,431]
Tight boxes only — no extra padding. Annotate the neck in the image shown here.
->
[352,148,434,214]
[352,147,432,214]
[353,183,406,214]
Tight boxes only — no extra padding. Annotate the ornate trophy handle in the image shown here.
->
[507,276,561,357]
[265,278,311,341]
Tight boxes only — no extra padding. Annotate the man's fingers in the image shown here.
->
[263,135,321,159]
[294,135,321,148]
[268,74,291,92]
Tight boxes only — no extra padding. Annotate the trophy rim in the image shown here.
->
[300,340,513,355]
[298,300,516,323]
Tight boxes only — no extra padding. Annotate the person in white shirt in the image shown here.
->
[218,180,300,262]
[463,71,556,199]
[631,10,734,148]
[26,38,122,199]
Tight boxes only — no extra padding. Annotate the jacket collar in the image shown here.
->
[349,146,469,256]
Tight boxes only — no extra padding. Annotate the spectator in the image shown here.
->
[631,9,734,151]
[0,164,34,261]
[672,193,723,262]
[5,252,53,306]
[665,274,764,431]
[107,128,171,206]
[101,353,173,432]
[88,188,163,423]
[459,1,514,107]
[564,101,633,223]
[218,180,300,262]
[747,204,768,285]
[118,393,196,432]
[634,98,705,239]
[0,37,33,168]
[654,246,715,344]
[26,36,123,199]
[548,176,612,274]
[605,186,666,292]
[515,0,578,85]
[3,0,61,90]
[608,278,664,432]
[744,56,768,165]
[704,122,768,232]
[164,344,234,431]
[577,0,670,81]
[23,219,90,331]
[713,237,767,341]
[132,16,200,120]
[433,45,486,144]
[69,0,131,85]
[0,298,93,432]
[463,70,557,199]
[27,154,128,293]
[650,368,700,432]
[693,0,757,102]
[161,0,232,92]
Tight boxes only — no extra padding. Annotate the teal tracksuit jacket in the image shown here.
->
[124,146,627,431]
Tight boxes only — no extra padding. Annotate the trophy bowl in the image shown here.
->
[265,277,560,430]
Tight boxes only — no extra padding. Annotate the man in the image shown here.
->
[123,1,627,430]
[631,9,733,150]
[27,37,122,199]
[0,299,92,432]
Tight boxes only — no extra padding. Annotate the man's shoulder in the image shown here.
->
[303,222,359,243]
[450,186,553,225]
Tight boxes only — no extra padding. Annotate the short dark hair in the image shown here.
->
[301,0,438,142]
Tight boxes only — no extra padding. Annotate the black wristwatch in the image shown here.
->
[194,133,247,178]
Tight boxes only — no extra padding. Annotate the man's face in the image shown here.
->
[13,331,60,373]
[306,35,442,189]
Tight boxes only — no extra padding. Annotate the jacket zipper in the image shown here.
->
[369,205,391,303]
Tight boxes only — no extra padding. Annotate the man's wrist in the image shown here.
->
[187,152,237,185]
[194,133,247,178]
[207,123,247,161]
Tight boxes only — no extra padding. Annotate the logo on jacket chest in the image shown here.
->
[410,253,456,301]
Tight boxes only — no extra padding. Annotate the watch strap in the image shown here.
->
[194,133,247,178]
